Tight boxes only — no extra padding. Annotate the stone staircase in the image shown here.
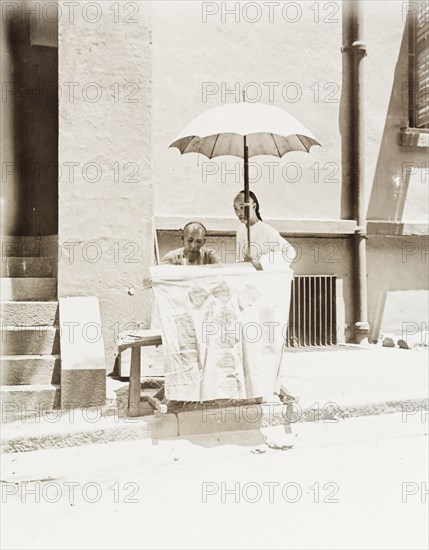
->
[1,236,60,419]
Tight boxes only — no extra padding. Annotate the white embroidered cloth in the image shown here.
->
[149,264,292,401]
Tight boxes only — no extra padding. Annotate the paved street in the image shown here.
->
[1,412,428,550]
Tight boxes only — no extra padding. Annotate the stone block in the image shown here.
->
[177,404,265,437]
[61,369,106,408]
[1,355,60,385]
[59,296,106,408]
[0,384,60,420]
[1,301,59,325]
[382,335,395,347]
[1,278,57,301]
[1,236,58,258]
[1,257,56,278]
[397,339,411,349]
[1,327,60,355]
[151,413,179,439]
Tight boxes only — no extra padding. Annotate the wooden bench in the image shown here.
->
[116,329,163,416]
[116,332,295,417]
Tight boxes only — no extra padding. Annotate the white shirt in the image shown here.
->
[236,221,296,270]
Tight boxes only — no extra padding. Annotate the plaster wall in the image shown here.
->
[367,235,428,341]
[152,1,427,226]
[58,1,153,367]
[152,0,342,221]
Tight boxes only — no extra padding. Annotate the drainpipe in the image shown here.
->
[341,0,370,344]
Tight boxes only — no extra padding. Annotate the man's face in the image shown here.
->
[183,225,205,260]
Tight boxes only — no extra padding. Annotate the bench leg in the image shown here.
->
[147,395,168,414]
[128,347,141,416]
[147,384,168,414]
[153,385,165,401]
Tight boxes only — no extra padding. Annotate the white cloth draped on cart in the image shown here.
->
[150,264,292,401]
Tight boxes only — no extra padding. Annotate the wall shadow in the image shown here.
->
[365,17,428,341]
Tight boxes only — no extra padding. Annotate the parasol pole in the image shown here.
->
[242,91,251,249]
[243,135,251,247]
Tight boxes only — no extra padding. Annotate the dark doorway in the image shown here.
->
[2,7,58,236]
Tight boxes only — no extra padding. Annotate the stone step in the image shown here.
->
[1,236,58,258]
[1,326,60,355]
[1,278,57,301]
[1,257,56,278]
[1,355,61,385]
[1,301,59,326]
[0,384,60,416]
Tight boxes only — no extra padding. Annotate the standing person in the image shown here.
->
[233,190,298,415]
[233,190,296,270]
[161,221,220,265]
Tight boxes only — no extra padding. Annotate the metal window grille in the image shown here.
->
[409,0,429,129]
[286,276,337,347]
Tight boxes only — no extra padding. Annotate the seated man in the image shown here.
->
[161,221,220,265]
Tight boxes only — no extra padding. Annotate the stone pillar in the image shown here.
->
[58,1,153,393]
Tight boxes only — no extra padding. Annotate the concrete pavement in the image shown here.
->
[1,414,428,550]
[1,345,428,453]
